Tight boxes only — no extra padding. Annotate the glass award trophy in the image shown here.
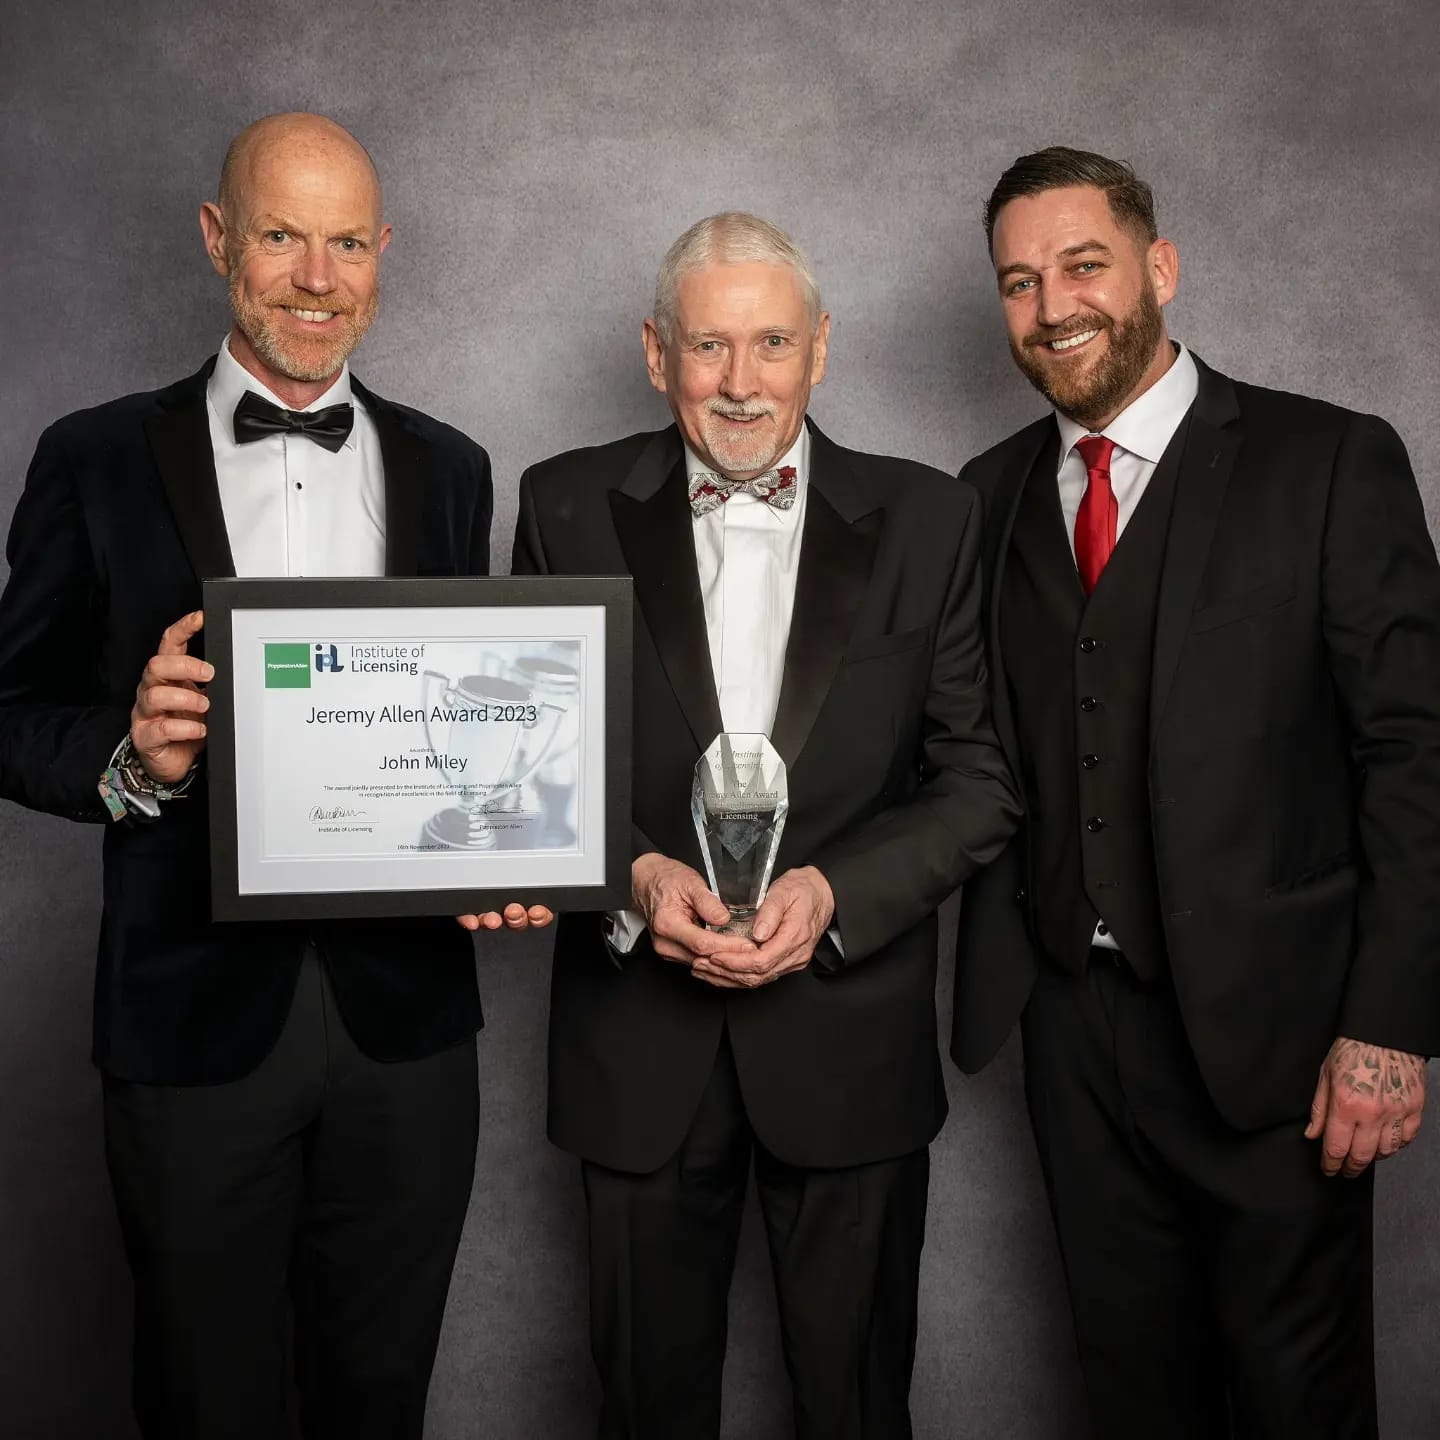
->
[691,733,788,936]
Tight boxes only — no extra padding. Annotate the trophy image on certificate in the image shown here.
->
[691,733,789,936]
[419,660,573,851]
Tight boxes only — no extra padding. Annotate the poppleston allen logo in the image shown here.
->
[314,643,345,673]
[263,643,311,689]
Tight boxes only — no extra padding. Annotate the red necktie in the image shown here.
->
[1074,435,1118,595]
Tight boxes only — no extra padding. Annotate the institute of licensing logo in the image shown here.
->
[263,643,345,687]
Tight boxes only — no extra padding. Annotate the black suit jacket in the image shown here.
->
[514,420,1021,1172]
[0,358,493,1084]
[952,356,1440,1129]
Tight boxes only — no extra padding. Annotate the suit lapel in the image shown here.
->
[610,429,723,750]
[144,359,235,580]
[769,425,882,765]
[355,380,426,577]
[1149,357,1242,741]
[987,420,1055,773]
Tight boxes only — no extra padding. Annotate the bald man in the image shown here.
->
[0,113,542,1438]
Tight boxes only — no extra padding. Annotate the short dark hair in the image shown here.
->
[983,146,1158,253]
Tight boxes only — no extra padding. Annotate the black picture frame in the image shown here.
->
[203,575,632,922]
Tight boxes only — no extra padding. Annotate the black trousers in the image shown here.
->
[103,950,480,1440]
[581,1031,930,1440]
[1022,951,1377,1440]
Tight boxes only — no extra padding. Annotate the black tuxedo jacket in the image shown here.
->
[952,356,1440,1129]
[0,358,493,1084]
[514,420,1020,1173]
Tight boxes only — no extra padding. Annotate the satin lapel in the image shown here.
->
[144,362,235,580]
[1149,362,1242,742]
[768,428,881,767]
[610,431,722,750]
[989,422,1059,774]
[357,382,425,577]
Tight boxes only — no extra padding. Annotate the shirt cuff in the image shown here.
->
[606,908,648,955]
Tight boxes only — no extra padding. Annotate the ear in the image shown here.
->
[1148,237,1179,308]
[642,318,668,395]
[809,311,831,387]
[199,202,231,278]
[377,222,393,257]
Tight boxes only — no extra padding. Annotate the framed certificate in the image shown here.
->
[202,576,632,921]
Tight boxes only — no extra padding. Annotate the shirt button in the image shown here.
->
[1086,817,1105,832]
[1097,923,1109,936]
[1080,696,1098,712]
[1079,637,1097,653]
[1081,754,1099,769]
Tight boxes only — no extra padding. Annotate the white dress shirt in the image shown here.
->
[692,428,809,734]
[610,428,811,953]
[1053,343,1198,949]
[1054,344,1198,564]
[207,335,387,579]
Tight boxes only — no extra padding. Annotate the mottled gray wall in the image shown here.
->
[2,0,1437,1435]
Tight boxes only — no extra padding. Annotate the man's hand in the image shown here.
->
[131,611,212,784]
[1305,1036,1426,1177]
[696,866,834,990]
[455,904,554,933]
[632,852,750,967]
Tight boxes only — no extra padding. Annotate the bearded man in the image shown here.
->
[951,146,1440,1438]
[0,113,547,1439]
[513,212,1019,1439]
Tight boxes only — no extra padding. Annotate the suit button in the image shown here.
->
[1014,887,1028,903]
[1081,754,1099,769]
[1080,696,1098,712]
[1079,636,1097,653]
[1086,817,1105,832]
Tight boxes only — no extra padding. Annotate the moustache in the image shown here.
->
[706,400,776,421]
[264,291,359,317]
[1024,314,1110,349]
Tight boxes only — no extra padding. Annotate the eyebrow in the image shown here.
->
[681,326,801,342]
[995,240,1115,280]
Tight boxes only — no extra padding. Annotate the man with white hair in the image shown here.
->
[514,212,1020,1439]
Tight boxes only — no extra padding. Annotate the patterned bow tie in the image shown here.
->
[688,465,799,517]
[233,390,355,453]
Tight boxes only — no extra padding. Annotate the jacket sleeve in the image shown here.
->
[810,483,1023,966]
[0,424,129,821]
[1323,413,1440,1055]
[465,443,493,577]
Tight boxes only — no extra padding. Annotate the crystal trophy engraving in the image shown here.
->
[691,733,788,936]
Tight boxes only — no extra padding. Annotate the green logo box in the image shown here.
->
[264,642,311,689]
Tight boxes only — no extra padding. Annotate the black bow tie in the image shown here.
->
[233,390,354,453]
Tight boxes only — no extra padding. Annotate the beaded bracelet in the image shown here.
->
[99,735,198,820]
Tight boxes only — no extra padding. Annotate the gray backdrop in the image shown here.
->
[2,0,1437,1434]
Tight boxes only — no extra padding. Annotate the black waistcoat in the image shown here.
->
[1001,419,1189,978]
